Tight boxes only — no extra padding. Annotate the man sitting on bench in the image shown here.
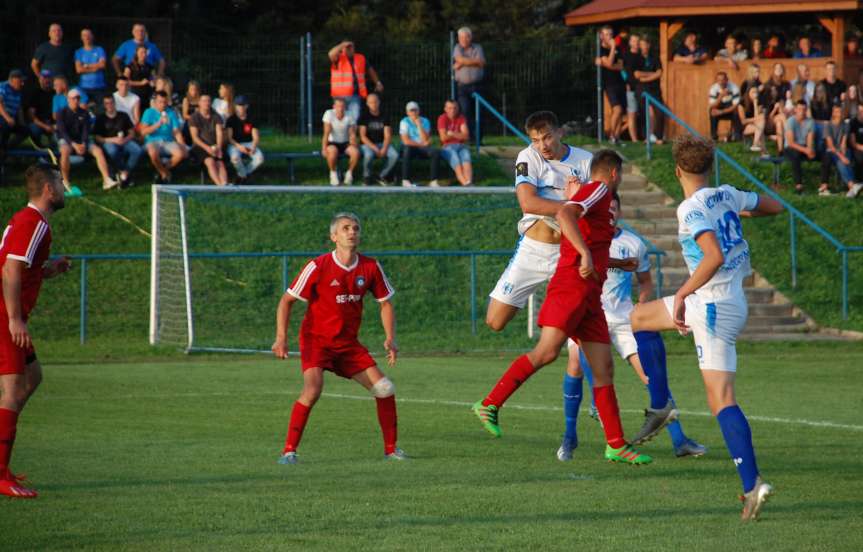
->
[56,88,117,191]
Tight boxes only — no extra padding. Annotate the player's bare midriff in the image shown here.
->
[524,219,561,244]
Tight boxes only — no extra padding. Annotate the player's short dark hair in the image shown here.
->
[330,212,361,234]
[589,149,623,177]
[24,164,59,199]
[672,135,714,175]
[524,111,558,134]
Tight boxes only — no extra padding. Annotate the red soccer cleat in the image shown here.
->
[0,470,38,499]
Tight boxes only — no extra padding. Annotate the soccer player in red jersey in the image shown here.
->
[272,212,404,464]
[0,165,71,498]
[472,150,652,464]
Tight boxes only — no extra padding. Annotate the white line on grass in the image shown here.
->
[322,392,863,432]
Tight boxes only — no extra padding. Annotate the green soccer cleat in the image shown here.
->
[472,401,501,438]
[605,443,652,465]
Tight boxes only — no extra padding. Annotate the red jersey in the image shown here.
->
[0,204,52,316]
[288,251,395,345]
[556,181,615,284]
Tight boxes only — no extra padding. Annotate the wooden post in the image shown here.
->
[660,20,669,106]
[834,16,846,79]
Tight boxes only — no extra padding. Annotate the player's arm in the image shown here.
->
[516,183,566,216]
[272,291,298,359]
[42,256,72,279]
[672,231,723,331]
[2,260,31,349]
[555,203,597,281]
[740,194,784,217]
[636,270,654,303]
[379,299,398,367]
[608,257,639,271]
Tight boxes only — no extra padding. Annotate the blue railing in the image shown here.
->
[63,249,516,344]
[472,91,667,293]
[644,92,859,319]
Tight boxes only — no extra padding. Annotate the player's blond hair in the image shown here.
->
[330,212,361,234]
[672,135,714,175]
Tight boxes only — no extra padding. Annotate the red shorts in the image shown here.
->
[537,278,610,344]
[0,312,36,375]
[299,333,376,379]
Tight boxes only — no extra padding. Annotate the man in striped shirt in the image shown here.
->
[271,212,406,464]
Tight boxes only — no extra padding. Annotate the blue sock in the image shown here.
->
[664,391,686,448]
[577,349,596,409]
[717,405,760,493]
[562,374,583,443]
[634,331,670,409]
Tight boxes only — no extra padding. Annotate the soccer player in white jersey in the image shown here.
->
[558,194,706,461]
[630,136,783,521]
[485,110,593,332]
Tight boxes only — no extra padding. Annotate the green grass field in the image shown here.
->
[3,341,862,550]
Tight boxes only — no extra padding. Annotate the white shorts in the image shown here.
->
[566,319,638,360]
[489,235,560,308]
[662,294,748,372]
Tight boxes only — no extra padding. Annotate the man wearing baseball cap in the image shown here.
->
[398,100,440,187]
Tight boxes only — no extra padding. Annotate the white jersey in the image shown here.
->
[602,228,651,323]
[676,185,759,302]
[514,144,592,235]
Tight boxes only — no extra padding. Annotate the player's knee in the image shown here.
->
[485,315,505,332]
[370,377,395,398]
[532,347,559,367]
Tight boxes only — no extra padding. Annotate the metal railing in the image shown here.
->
[644,92,861,319]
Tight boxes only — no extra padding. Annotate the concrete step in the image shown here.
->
[748,303,794,317]
[626,219,680,234]
[618,190,669,206]
[648,236,682,250]
[740,321,811,335]
[744,287,777,304]
[620,205,679,220]
[744,316,808,329]
[656,250,686,268]
[739,332,846,342]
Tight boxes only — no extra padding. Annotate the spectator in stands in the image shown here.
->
[140,90,187,184]
[328,40,383,123]
[50,75,91,116]
[762,34,788,59]
[56,89,117,190]
[596,25,625,144]
[357,93,398,186]
[790,65,815,105]
[93,94,141,188]
[0,69,28,153]
[708,71,742,141]
[212,82,234,121]
[821,61,847,106]
[715,34,748,69]
[437,99,472,186]
[30,23,73,80]
[226,95,263,184]
[822,104,862,198]
[845,36,861,58]
[124,45,154,107]
[321,98,359,186]
[181,80,201,124]
[673,32,708,64]
[842,85,859,121]
[189,94,228,186]
[452,26,486,126]
[151,76,179,112]
[793,37,821,59]
[785,100,818,194]
[399,100,440,188]
[751,38,763,60]
[810,83,832,148]
[26,69,56,147]
[635,36,664,144]
[112,23,166,77]
[849,107,863,182]
[621,33,641,142]
[740,64,763,103]
[113,76,140,125]
[762,64,789,152]
[739,87,766,153]
[74,29,108,106]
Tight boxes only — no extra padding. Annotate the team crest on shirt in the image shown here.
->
[516,162,528,177]
[356,275,366,288]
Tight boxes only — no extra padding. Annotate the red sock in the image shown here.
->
[375,396,398,455]
[0,408,19,474]
[594,385,626,448]
[483,355,537,408]
[283,401,311,453]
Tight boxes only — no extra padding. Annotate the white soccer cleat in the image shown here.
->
[277,451,298,465]
[385,447,409,461]
[740,476,774,522]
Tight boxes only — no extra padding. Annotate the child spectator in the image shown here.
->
[213,82,235,121]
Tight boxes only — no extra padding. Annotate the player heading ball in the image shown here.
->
[272,212,405,464]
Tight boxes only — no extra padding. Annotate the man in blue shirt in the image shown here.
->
[792,37,822,59]
[51,76,89,118]
[74,28,107,105]
[0,70,28,154]
[140,91,187,184]
[112,23,166,77]
[398,101,440,187]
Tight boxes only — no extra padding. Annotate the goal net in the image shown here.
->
[149,185,541,354]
